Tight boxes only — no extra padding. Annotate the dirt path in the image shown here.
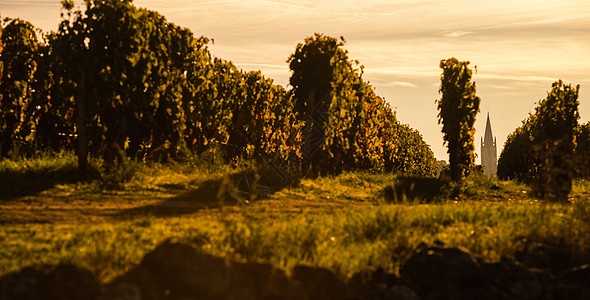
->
[0,185,369,224]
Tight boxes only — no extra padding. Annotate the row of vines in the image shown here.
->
[497,80,590,201]
[0,0,437,177]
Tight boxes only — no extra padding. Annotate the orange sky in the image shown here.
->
[2,0,589,162]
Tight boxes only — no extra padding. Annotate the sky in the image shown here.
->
[2,0,590,162]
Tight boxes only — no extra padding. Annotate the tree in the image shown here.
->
[1,8,442,182]
[225,70,300,161]
[437,58,481,182]
[55,0,96,176]
[287,33,347,175]
[394,123,438,176]
[56,0,302,171]
[575,122,590,178]
[0,18,41,157]
[532,80,579,201]
[30,32,77,153]
[287,33,399,175]
[497,114,537,182]
[498,80,580,201]
[56,0,214,171]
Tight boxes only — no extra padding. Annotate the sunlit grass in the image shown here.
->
[0,152,79,199]
[1,154,589,285]
[2,198,588,283]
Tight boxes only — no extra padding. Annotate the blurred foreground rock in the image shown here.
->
[106,240,307,300]
[0,263,101,300]
[2,239,590,300]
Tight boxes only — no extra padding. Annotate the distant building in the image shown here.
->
[481,113,497,177]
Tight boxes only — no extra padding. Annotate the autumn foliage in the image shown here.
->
[0,1,436,177]
[498,80,581,201]
[437,58,481,182]
[287,34,435,176]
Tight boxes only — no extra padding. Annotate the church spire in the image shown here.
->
[483,112,494,147]
[481,112,497,177]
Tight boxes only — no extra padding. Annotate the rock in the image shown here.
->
[349,267,400,287]
[514,237,571,272]
[479,257,552,300]
[291,265,348,300]
[110,265,166,300]
[385,285,420,300]
[480,257,526,290]
[0,265,45,300]
[425,284,515,300]
[97,282,142,300]
[262,267,307,300]
[139,240,231,299]
[226,261,273,300]
[348,267,401,299]
[551,283,590,300]
[0,263,100,300]
[400,244,480,291]
[113,240,308,300]
[509,278,544,300]
[516,243,551,269]
[40,264,101,300]
[563,264,590,287]
[227,261,306,300]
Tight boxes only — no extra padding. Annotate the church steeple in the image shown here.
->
[481,113,497,177]
[484,113,494,146]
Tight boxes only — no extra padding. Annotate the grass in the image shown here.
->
[0,152,80,201]
[1,153,589,284]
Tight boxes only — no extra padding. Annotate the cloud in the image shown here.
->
[386,81,418,88]
[444,31,474,38]
[488,84,517,90]
[477,74,562,82]
[366,68,439,78]
[0,1,56,5]
[235,63,286,69]
[256,0,317,12]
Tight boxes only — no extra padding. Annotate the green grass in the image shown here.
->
[2,198,589,283]
[0,152,80,200]
[1,153,589,284]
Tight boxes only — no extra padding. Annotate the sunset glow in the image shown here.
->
[2,0,589,161]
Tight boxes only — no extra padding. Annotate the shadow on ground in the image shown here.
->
[116,177,230,218]
[383,175,447,203]
[0,164,82,201]
[116,169,293,218]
